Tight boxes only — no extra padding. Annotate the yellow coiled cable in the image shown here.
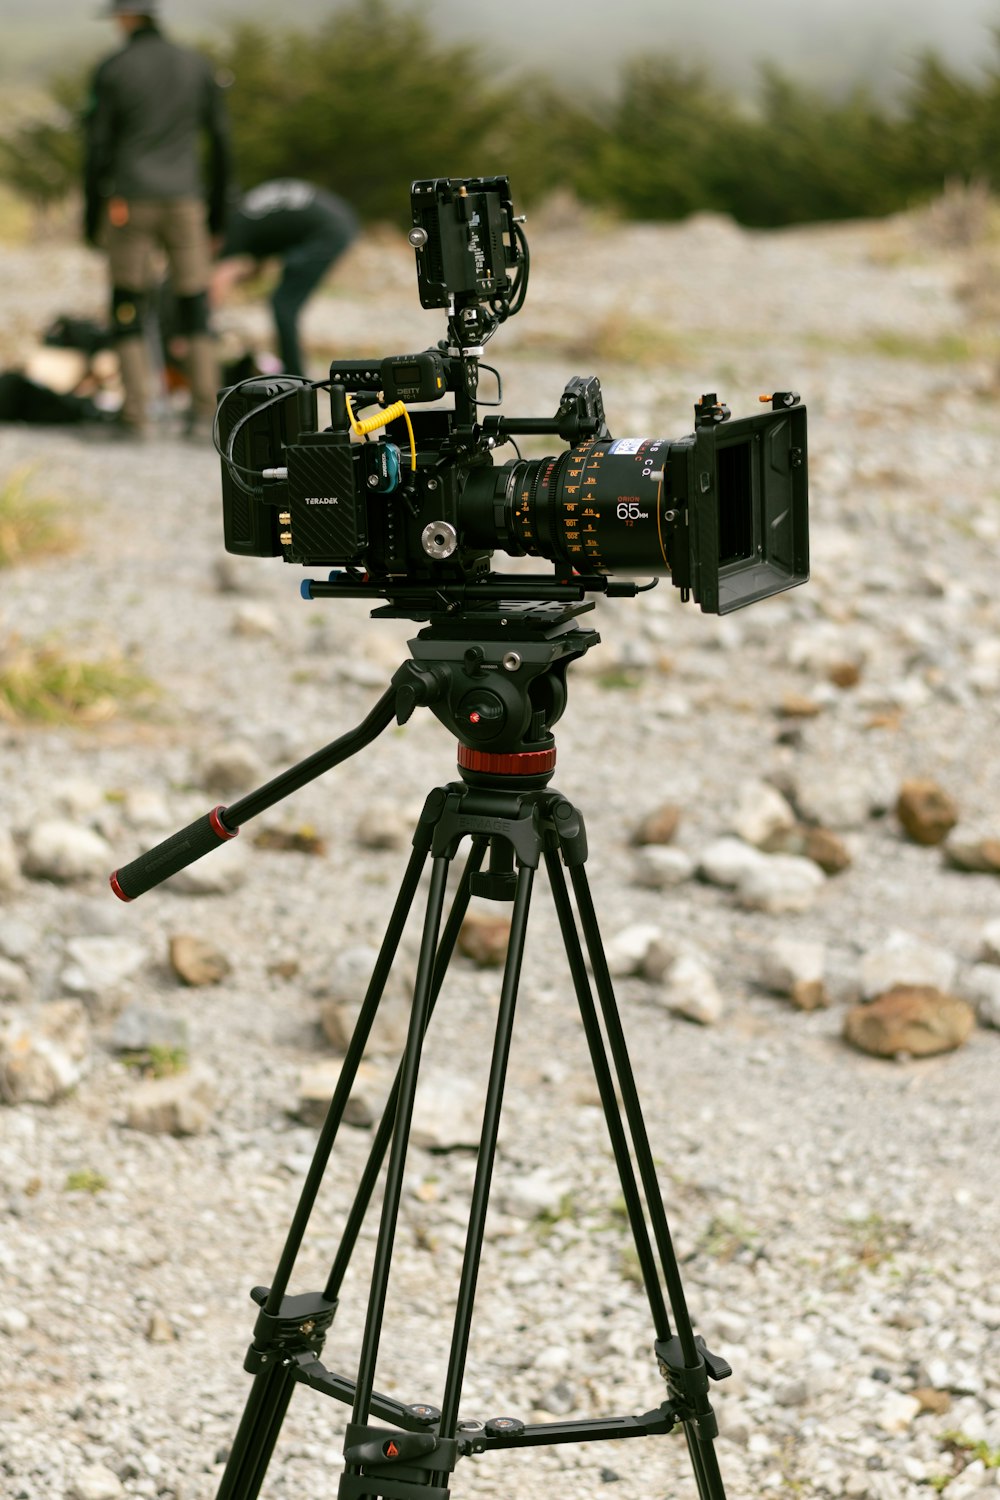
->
[345,394,417,473]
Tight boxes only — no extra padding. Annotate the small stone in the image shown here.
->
[0,1000,90,1104]
[944,836,1000,874]
[295,1058,388,1128]
[698,837,766,888]
[659,953,724,1024]
[729,780,797,849]
[777,691,822,718]
[859,933,958,999]
[411,1072,483,1151]
[126,1070,216,1135]
[828,660,862,688]
[0,954,30,1002]
[0,825,21,893]
[121,786,172,830]
[22,820,114,883]
[497,1166,570,1218]
[760,938,829,1009]
[844,986,975,1058]
[631,845,695,888]
[603,924,664,977]
[354,801,411,850]
[169,934,231,986]
[61,936,146,1001]
[801,826,852,874]
[231,601,279,638]
[630,804,681,846]
[897,779,959,846]
[736,854,825,913]
[979,919,1000,964]
[70,1465,125,1500]
[458,912,511,967]
[912,1386,952,1414]
[961,965,1000,1030]
[146,1311,176,1343]
[168,839,247,895]
[110,1004,189,1054]
[0,1306,30,1334]
[875,1389,922,1433]
[199,741,265,794]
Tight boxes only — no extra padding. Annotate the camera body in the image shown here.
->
[219,176,808,616]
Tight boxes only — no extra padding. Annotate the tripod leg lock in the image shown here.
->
[243,1286,338,1372]
[340,1423,458,1500]
[654,1335,732,1441]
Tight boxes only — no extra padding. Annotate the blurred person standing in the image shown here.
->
[83,0,231,438]
[211,180,359,377]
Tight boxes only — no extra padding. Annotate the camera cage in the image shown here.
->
[216,176,808,623]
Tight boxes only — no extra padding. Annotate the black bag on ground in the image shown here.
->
[0,371,105,424]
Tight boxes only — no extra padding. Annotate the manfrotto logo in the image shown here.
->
[304,497,340,506]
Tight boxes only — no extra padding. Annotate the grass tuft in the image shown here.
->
[0,635,157,725]
[0,466,77,567]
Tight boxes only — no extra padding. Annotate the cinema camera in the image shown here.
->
[217,175,807,618]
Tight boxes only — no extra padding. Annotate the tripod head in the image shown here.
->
[110,602,600,901]
[392,600,600,785]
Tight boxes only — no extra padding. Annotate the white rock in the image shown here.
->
[603,923,664,977]
[497,1166,571,1219]
[961,965,1000,1030]
[875,1390,922,1433]
[729,780,797,848]
[631,845,695,888]
[0,825,21,893]
[329,944,383,1003]
[199,740,265,793]
[70,1465,125,1500]
[22,820,114,883]
[792,768,884,829]
[231,601,279,638]
[0,1000,91,1104]
[979,919,1000,965]
[53,778,105,818]
[660,953,724,1024]
[0,955,30,1002]
[297,1058,389,1128]
[859,931,959,1000]
[61,936,147,999]
[168,838,247,894]
[736,854,825,913]
[122,787,173,830]
[698,837,767,888]
[126,1069,217,1135]
[760,937,827,995]
[411,1072,483,1151]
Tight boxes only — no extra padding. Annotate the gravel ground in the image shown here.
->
[1,203,1000,1500]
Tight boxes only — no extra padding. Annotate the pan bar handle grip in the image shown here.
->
[110,806,236,901]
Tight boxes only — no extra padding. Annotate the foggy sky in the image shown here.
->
[5,0,1000,91]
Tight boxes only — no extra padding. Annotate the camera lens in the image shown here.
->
[463,438,674,574]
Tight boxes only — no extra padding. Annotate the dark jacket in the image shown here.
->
[219,181,360,261]
[83,21,231,245]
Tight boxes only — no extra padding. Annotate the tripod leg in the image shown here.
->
[437,861,535,1443]
[546,849,728,1500]
[215,837,431,1500]
[352,853,452,1424]
[322,837,488,1302]
[216,807,482,1500]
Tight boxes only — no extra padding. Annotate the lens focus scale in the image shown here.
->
[464,439,674,575]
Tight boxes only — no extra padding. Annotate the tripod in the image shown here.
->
[111,602,732,1500]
